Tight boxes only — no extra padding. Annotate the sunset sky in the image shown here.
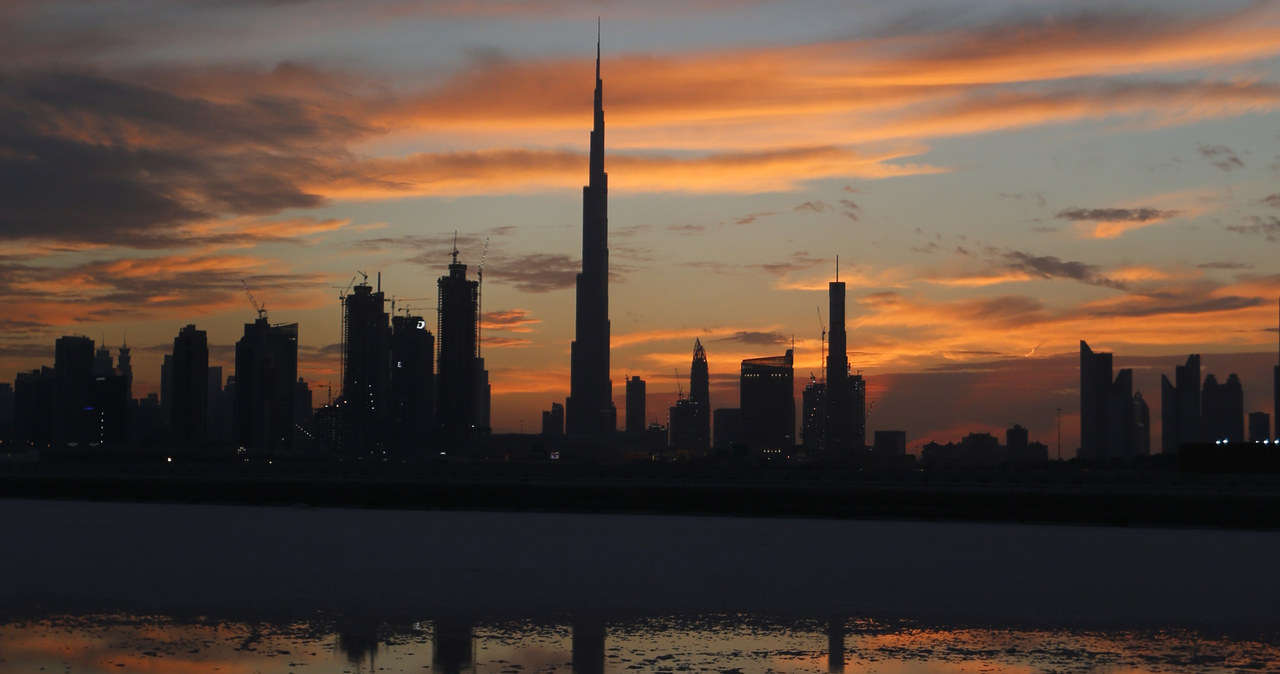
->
[3,0,1280,454]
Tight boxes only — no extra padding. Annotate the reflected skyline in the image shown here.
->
[3,612,1276,674]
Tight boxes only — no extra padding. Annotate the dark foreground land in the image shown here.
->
[4,450,1280,529]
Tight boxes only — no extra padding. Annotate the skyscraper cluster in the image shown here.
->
[1079,341,1150,462]
[1160,353,1256,452]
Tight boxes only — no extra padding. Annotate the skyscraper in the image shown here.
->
[116,342,132,402]
[690,339,710,448]
[235,317,298,452]
[625,375,645,435]
[170,324,208,448]
[1079,340,1111,460]
[390,313,434,453]
[825,281,853,458]
[801,375,825,454]
[342,279,389,455]
[437,248,482,441]
[53,335,94,446]
[566,31,616,438]
[740,349,795,452]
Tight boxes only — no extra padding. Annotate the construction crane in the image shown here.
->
[356,270,368,285]
[241,279,267,320]
[673,368,684,400]
[390,297,430,316]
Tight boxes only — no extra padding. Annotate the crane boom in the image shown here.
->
[241,279,266,319]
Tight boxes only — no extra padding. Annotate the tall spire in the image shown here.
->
[567,25,616,438]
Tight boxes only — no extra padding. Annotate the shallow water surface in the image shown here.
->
[3,613,1277,673]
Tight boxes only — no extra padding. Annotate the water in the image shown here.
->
[2,500,1279,672]
[3,613,1278,673]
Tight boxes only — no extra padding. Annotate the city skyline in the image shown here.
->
[3,1,1280,454]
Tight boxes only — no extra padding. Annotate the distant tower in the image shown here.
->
[342,279,390,455]
[1202,373,1223,442]
[437,247,482,441]
[1079,340,1112,460]
[690,339,710,448]
[93,344,113,376]
[740,349,795,452]
[390,313,435,453]
[801,375,825,454]
[234,317,299,452]
[566,28,617,438]
[825,280,852,458]
[53,335,94,446]
[1274,297,1279,441]
[170,324,209,448]
[1223,373,1244,442]
[1175,354,1202,446]
[116,341,132,402]
[625,376,646,434]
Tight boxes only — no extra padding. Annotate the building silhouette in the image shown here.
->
[625,375,645,434]
[234,317,298,452]
[170,324,208,448]
[740,349,795,452]
[690,339,710,448]
[713,407,741,450]
[117,342,132,402]
[1249,411,1270,443]
[1202,372,1244,443]
[390,313,434,453]
[1133,391,1150,456]
[542,401,564,438]
[566,34,616,438]
[1079,340,1147,461]
[825,281,852,458]
[342,279,390,455]
[1161,353,1202,454]
[438,249,486,444]
[53,335,94,446]
[14,366,54,447]
[801,375,825,455]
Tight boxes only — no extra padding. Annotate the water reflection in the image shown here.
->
[3,613,1277,673]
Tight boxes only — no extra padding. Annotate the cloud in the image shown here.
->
[732,211,776,225]
[1054,206,1182,238]
[482,253,579,293]
[714,331,790,346]
[1001,251,1127,290]
[839,199,861,222]
[481,309,540,333]
[1262,194,1280,209]
[793,201,829,213]
[1197,143,1245,171]
[0,69,367,247]
[1226,216,1280,241]
[1197,261,1251,270]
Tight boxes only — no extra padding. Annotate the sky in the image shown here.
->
[3,0,1280,455]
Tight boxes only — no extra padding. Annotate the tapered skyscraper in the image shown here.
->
[566,29,616,437]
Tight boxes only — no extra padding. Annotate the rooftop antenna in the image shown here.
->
[451,231,459,265]
[596,17,601,80]
[836,254,839,283]
[674,367,684,400]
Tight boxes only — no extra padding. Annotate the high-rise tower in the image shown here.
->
[690,339,710,448]
[566,27,616,437]
[437,247,481,441]
[825,281,852,457]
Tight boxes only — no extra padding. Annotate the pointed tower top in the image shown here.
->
[596,18,601,80]
[451,230,459,265]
